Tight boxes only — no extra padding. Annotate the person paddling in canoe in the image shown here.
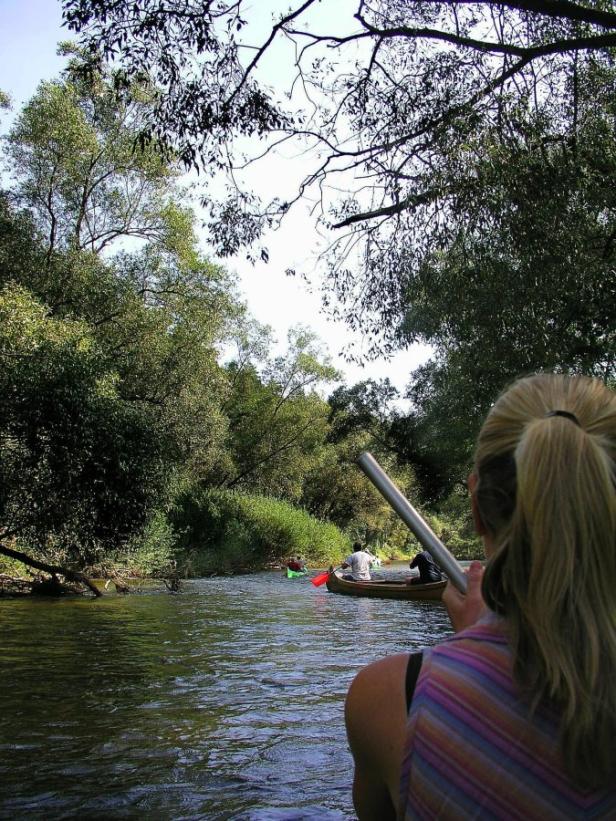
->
[345,373,616,819]
[405,549,443,585]
[341,541,372,581]
[286,557,305,573]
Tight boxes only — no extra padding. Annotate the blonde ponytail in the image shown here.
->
[476,374,616,788]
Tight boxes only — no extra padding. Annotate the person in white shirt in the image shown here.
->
[341,542,372,581]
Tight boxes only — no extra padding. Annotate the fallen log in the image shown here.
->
[0,542,102,597]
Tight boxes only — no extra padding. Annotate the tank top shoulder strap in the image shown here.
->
[405,651,423,712]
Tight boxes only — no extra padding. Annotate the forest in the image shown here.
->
[1,0,615,593]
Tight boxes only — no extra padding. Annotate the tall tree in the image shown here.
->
[5,44,184,256]
[217,327,340,500]
[0,57,242,580]
[3,47,243,481]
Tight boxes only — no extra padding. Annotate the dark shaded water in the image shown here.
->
[0,566,452,819]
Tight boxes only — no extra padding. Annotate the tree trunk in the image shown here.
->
[0,542,102,597]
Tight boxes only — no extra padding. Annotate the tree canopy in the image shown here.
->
[58,0,616,475]
[4,44,190,256]
[59,0,616,504]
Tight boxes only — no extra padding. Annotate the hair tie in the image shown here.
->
[545,410,581,427]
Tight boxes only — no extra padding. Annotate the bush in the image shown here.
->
[171,486,350,575]
[122,511,177,577]
[423,489,483,560]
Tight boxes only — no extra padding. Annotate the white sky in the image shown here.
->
[0,0,432,399]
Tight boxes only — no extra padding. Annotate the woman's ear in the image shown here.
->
[468,472,488,536]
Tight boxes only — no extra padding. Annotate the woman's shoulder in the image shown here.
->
[347,653,410,705]
[345,652,426,745]
[345,653,410,758]
[345,653,413,810]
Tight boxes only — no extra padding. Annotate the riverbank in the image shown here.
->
[0,547,410,598]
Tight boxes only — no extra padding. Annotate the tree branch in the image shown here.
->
[332,187,443,228]
[479,1,616,29]
[223,418,316,489]
[0,542,102,597]
[225,0,320,106]
[355,14,616,59]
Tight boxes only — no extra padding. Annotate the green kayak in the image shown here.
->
[286,567,307,578]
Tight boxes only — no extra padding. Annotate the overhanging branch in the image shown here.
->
[481,1,616,29]
[0,542,103,597]
[332,187,443,228]
[355,14,616,59]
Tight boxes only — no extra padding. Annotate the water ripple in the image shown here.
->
[0,565,452,818]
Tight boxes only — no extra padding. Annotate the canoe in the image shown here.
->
[326,570,446,601]
[286,567,308,578]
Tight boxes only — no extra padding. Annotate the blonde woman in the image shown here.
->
[345,373,616,819]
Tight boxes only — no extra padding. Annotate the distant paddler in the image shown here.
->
[285,557,307,577]
[406,550,443,585]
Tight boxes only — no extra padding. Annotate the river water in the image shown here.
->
[0,566,453,819]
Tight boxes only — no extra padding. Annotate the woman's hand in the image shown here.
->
[442,561,487,632]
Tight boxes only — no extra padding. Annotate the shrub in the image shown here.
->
[122,511,177,577]
[423,489,483,560]
[171,486,350,574]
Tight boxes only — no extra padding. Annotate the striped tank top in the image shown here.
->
[399,614,616,819]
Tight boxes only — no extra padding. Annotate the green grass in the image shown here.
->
[171,486,351,575]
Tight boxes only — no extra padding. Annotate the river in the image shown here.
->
[0,565,453,819]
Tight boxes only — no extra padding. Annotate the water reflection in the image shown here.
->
[0,566,452,819]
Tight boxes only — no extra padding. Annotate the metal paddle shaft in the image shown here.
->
[357,452,468,593]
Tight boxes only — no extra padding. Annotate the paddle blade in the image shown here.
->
[311,570,330,587]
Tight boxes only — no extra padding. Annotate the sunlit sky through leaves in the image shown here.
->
[0,0,432,404]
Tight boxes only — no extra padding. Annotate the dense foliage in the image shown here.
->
[1,53,430,582]
[0,280,173,564]
[171,487,352,575]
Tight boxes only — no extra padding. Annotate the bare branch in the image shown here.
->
[225,0,320,105]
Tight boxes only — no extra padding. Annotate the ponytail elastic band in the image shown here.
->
[545,410,581,427]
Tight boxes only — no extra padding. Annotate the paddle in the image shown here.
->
[357,452,468,593]
[311,565,340,587]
